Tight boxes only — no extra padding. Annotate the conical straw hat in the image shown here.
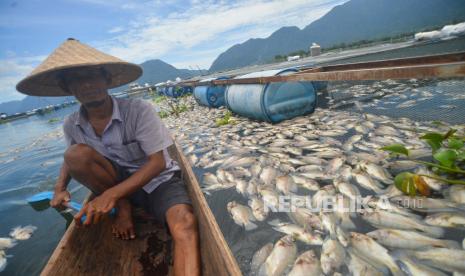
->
[16,38,142,96]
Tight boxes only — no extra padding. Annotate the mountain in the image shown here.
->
[209,0,465,72]
[0,60,204,115]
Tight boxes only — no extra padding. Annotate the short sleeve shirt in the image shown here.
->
[63,96,179,193]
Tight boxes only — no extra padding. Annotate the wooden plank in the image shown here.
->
[169,142,242,276]
[41,198,172,276]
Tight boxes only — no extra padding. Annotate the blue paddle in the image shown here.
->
[27,191,116,223]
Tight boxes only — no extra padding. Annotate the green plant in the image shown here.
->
[153,95,167,104]
[158,110,169,118]
[215,111,235,126]
[48,117,60,123]
[381,128,465,196]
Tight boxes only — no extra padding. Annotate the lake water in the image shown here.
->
[0,106,90,275]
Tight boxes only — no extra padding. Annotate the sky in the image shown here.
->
[0,0,348,103]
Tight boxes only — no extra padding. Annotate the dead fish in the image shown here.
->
[350,232,402,276]
[398,255,448,276]
[9,225,37,240]
[358,161,393,184]
[333,178,360,200]
[227,201,257,231]
[202,172,220,186]
[288,250,323,276]
[288,207,323,230]
[0,238,16,250]
[299,156,327,166]
[236,179,248,196]
[347,249,383,276]
[343,134,363,151]
[248,197,268,221]
[391,196,462,212]
[251,243,274,273]
[367,229,460,249]
[260,235,297,276]
[353,171,385,193]
[260,167,278,186]
[275,175,297,195]
[0,251,6,273]
[326,157,345,175]
[290,174,320,191]
[222,156,256,169]
[360,209,444,238]
[321,239,345,275]
[445,185,465,204]
[269,220,323,245]
[187,154,198,166]
[408,248,465,273]
[424,213,465,228]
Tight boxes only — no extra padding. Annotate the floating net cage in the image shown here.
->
[321,77,465,125]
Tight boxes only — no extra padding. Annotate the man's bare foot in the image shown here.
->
[111,199,136,240]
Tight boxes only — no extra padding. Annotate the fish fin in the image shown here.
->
[245,222,258,231]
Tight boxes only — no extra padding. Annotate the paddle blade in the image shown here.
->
[27,191,54,203]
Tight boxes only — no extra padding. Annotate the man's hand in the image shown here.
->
[50,190,71,208]
[74,190,118,226]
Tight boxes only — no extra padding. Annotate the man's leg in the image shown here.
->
[166,204,201,276]
[64,143,135,239]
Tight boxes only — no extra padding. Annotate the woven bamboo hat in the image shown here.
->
[16,38,142,96]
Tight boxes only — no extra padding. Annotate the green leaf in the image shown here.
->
[433,149,457,168]
[380,144,409,156]
[420,132,444,152]
[448,138,464,150]
[425,139,442,153]
[394,172,416,196]
[420,132,444,141]
[443,129,457,140]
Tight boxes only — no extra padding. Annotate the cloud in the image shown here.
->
[108,26,124,34]
[97,0,347,67]
[0,55,45,103]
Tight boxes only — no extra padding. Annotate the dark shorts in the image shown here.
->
[106,158,192,227]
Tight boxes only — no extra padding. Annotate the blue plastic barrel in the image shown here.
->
[225,69,317,123]
[193,77,229,108]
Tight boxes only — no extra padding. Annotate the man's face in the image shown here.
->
[65,69,109,108]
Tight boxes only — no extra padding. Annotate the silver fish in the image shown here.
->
[410,248,465,273]
[0,238,16,250]
[251,243,273,273]
[227,201,257,231]
[260,235,297,276]
[9,225,37,240]
[269,220,323,245]
[347,249,383,276]
[321,239,345,275]
[288,250,323,276]
[367,229,459,249]
[424,212,465,228]
[350,232,402,276]
[360,209,444,238]
[260,166,278,186]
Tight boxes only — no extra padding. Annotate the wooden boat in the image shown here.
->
[40,142,242,276]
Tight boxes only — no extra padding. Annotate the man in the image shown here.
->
[16,38,200,275]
